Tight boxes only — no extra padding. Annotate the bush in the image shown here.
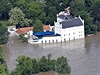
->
[19,34,28,42]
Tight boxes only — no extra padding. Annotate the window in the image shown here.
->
[45,40,47,43]
[74,37,75,40]
[56,39,58,42]
[41,41,43,43]
[64,38,66,42]
[69,38,70,41]
[52,40,54,43]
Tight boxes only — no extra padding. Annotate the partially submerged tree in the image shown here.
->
[56,56,71,74]
[11,54,71,75]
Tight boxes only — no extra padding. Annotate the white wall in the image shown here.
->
[61,25,84,42]
[38,36,61,43]
[54,22,62,35]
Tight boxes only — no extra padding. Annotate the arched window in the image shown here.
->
[64,38,66,42]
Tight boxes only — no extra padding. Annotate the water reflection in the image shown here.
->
[2,32,100,75]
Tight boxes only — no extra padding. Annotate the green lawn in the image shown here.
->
[0,20,10,26]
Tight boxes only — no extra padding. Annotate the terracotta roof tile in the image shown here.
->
[16,25,50,35]
[43,25,50,30]
[16,27,33,34]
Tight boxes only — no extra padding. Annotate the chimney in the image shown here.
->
[65,7,70,15]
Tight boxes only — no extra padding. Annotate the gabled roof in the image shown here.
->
[58,15,65,19]
[58,15,73,20]
[16,25,50,34]
[60,18,83,28]
[16,27,33,34]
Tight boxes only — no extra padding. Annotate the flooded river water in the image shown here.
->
[2,32,100,75]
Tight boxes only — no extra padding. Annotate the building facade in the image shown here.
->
[54,11,84,42]
[17,10,85,44]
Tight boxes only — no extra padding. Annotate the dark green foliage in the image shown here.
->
[19,34,28,42]
[34,19,43,32]
[16,55,33,75]
[0,0,12,20]
[0,23,9,44]
[56,56,71,74]
[39,56,48,72]
[70,0,99,35]
[91,0,100,22]
[32,58,39,73]
[0,46,9,75]
[11,54,71,75]
[97,24,100,31]
[10,0,100,34]
[0,0,100,35]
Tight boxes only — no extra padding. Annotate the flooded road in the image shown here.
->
[2,32,100,75]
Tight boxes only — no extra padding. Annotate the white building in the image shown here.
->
[29,10,85,44]
[54,11,84,42]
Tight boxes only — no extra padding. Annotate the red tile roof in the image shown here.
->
[16,25,50,34]
[43,25,50,30]
[16,27,33,34]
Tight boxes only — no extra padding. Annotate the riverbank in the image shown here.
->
[32,71,69,75]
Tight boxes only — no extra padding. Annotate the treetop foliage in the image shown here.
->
[10,54,71,75]
[0,0,100,34]
[0,46,9,75]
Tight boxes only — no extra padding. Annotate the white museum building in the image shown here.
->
[28,10,85,44]
[54,11,85,42]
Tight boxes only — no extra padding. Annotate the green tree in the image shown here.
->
[32,58,39,73]
[56,56,71,74]
[0,46,9,75]
[45,6,58,25]
[14,0,30,18]
[39,12,46,24]
[0,0,12,20]
[90,24,97,34]
[0,64,7,75]
[97,23,100,31]
[39,56,48,72]
[11,54,71,74]
[34,19,43,32]
[0,23,9,44]
[47,54,55,70]
[74,11,93,34]
[70,0,86,16]
[9,7,31,28]
[15,55,33,75]
[91,0,100,22]
[28,1,44,20]
[85,0,94,11]
[47,54,52,62]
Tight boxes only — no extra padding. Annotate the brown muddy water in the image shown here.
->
[2,31,100,75]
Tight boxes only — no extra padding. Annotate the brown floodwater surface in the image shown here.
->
[2,31,100,75]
